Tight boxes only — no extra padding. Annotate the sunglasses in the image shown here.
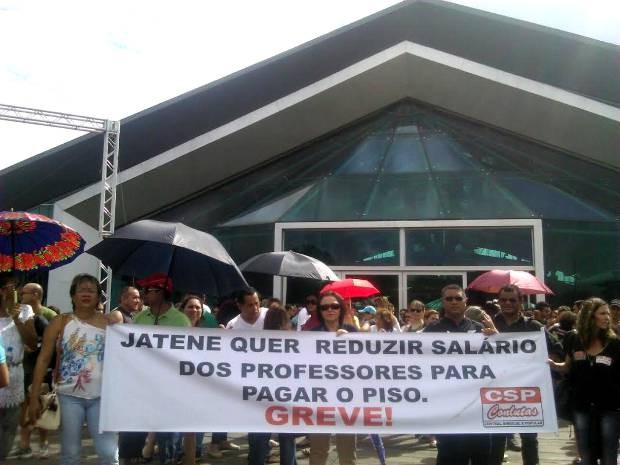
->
[499,297,519,303]
[409,308,424,313]
[443,296,464,302]
[319,303,341,311]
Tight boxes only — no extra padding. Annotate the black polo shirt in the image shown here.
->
[494,312,562,356]
[494,313,542,333]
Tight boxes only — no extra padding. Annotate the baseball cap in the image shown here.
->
[358,305,376,314]
[610,299,620,309]
[136,273,173,293]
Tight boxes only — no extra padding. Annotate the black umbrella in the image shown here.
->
[86,220,247,297]
[240,251,339,281]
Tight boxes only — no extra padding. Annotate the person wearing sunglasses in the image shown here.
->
[133,274,192,464]
[309,291,357,465]
[402,300,426,332]
[29,274,123,465]
[423,284,496,465]
[491,284,561,465]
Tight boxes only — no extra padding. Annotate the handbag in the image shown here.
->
[36,390,60,430]
[32,314,72,430]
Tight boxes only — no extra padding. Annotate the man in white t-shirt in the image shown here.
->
[226,288,267,330]
[217,288,266,459]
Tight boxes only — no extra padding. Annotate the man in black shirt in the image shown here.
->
[493,285,551,465]
[424,284,496,465]
[113,286,141,324]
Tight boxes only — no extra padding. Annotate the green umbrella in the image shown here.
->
[426,298,443,310]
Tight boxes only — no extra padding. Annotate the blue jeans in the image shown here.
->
[58,394,118,465]
[574,408,620,465]
[172,432,205,459]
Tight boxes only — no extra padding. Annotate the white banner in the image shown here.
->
[100,325,558,434]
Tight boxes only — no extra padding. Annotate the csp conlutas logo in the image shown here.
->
[480,387,544,427]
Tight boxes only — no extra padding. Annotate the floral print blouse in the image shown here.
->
[56,318,105,399]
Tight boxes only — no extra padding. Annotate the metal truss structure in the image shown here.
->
[0,103,120,309]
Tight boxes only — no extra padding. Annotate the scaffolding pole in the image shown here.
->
[0,103,120,309]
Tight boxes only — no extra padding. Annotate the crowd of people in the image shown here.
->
[0,271,619,465]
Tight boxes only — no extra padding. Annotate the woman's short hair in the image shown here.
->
[264,306,289,330]
[69,274,103,300]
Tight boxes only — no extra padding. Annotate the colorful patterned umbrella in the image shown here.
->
[0,211,85,272]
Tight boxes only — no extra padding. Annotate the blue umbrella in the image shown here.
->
[86,219,247,297]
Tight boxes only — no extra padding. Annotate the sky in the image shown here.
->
[0,0,618,172]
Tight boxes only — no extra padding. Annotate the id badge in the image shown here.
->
[596,355,612,366]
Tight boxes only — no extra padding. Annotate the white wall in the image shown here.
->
[47,205,101,313]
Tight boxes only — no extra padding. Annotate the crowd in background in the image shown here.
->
[0,271,619,465]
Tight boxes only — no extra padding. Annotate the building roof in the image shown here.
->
[2,0,619,226]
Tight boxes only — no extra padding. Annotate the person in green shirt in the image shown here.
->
[132,273,193,465]
[133,273,190,327]
[20,283,56,323]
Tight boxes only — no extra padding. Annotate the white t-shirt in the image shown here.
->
[226,307,268,330]
[296,307,310,332]
[0,304,33,407]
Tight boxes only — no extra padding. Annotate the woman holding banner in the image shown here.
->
[29,274,123,465]
[177,294,218,462]
[549,297,620,465]
[309,291,357,465]
[246,305,298,465]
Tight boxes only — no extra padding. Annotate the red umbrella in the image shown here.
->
[0,211,85,273]
[320,278,380,299]
[467,270,553,295]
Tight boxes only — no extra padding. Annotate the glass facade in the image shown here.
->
[543,220,620,303]
[154,100,620,306]
[406,228,532,266]
[284,229,399,266]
